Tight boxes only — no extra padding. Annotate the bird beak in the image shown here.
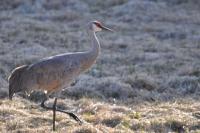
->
[101,25,114,32]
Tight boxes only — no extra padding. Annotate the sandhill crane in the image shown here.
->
[8,20,113,130]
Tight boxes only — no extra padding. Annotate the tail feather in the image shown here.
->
[8,65,29,100]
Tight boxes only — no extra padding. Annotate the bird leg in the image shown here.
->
[53,98,57,131]
[41,98,82,125]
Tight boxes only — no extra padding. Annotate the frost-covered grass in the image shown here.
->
[0,0,200,132]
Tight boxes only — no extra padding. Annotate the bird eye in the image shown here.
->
[94,22,102,28]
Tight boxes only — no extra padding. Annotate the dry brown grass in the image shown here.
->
[0,97,199,132]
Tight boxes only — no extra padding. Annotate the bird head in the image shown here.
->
[91,21,113,32]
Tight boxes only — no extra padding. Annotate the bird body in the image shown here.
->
[8,20,112,99]
[9,45,98,98]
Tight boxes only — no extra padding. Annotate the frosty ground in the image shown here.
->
[0,0,200,132]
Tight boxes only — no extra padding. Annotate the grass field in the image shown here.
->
[0,0,200,132]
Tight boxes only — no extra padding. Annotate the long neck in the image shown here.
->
[80,30,101,72]
[88,30,100,58]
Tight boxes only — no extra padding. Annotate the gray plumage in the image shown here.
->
[8,21,112,99]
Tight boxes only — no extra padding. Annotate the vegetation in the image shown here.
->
[0,0,200,132]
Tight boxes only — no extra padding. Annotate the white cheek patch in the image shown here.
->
[92,24,102,32]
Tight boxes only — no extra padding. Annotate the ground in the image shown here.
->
[0,0,200,132]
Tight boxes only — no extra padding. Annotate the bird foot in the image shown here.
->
[55,108,82,125]
[40,98,82,124]
[67,112,82,125]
